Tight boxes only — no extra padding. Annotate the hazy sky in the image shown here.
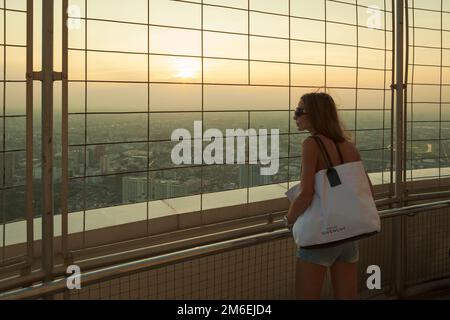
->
[1,0,449,115]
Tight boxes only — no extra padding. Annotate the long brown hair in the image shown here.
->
[299,92,351,143]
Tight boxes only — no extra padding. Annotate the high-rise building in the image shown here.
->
[100,155,109,174]
[153,178,199,199]
[122,176,148,203]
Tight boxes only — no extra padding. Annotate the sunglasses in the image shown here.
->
[294,107,307,118]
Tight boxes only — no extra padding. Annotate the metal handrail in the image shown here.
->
[1,199,449,300]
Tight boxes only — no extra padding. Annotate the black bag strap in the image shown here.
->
[311,135,344,167]
[334,141,344,165]
[311,136,333,169]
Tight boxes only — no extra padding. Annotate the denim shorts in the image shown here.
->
[296,241,359,267]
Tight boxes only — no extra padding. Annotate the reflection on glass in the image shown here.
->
[150,55,201,83]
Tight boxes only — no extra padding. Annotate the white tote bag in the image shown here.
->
[286,136,381,249]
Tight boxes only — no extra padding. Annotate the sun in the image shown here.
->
[175,59,199,79]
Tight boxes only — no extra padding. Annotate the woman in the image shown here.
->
[285,92,375,300]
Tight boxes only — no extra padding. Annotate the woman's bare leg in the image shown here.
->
[330,261,358,300]
[296,259,327,300]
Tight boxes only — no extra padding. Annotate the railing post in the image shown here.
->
[42,0,55,284]
[393,0,406,298]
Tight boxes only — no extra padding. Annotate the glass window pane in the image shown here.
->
[204,85,289,111]
[291,18,325,42]
[6,11,26,45]
[332,88,357,109]
[88,20,147,53]
[68,82,85,113]
[291,1,324,19]
[69,114,85,146]
[358,27,386,49]
[250,36,289,62]
[150,27,201,56]
[88,0,148,23]
[5,82,26,115]
[150,84,202,112]
[250,0,288,15]
[87,114,148,144]
[250,61,288,86]
[327,44,357,67]
[84,174,148,230]
[250,12,289,38]
[5,0,26,11]
[68,50,85,81]
[5,117,25,150]
[413,66,441,85]
[150,168,201,201]
[204,59,248,84]
[291,64,325,87]
[88,52,148,82]
[204,0,247,9]
[85,143,148,176]
[356,129,385,150]
[359,48,386,69]
[358,69,386,89]
[204,6,247,33]
[3,186,26,225]
[327,66,356,88]
[204,32,247,59]
[412,85,441,102]
[6,47,26,80]
[150,0,201,29]
[291,41,325,64]
[150,55,201,83]
[358,89,386,109]
[149,112,201,141]
[250,111,289,134]
[327,1,356,24]
[327,22,356,45]
[357,110,384,129]
[87,83,148,112]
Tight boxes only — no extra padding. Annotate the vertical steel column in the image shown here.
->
[61,0,69,262]
[25,0,34,269]
[42,0,55,282]
[393,0,406,297]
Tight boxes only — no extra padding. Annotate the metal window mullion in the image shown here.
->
[147,0,150,235]
[82,0,87,248]
[41,0,55,283]
[393,0,406,298]
[1,0,5,265]
[25,0,34,270]
[61,0,69,260]
[439,0,443,185]
[287,0,291,187]
[354,1,359,146]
